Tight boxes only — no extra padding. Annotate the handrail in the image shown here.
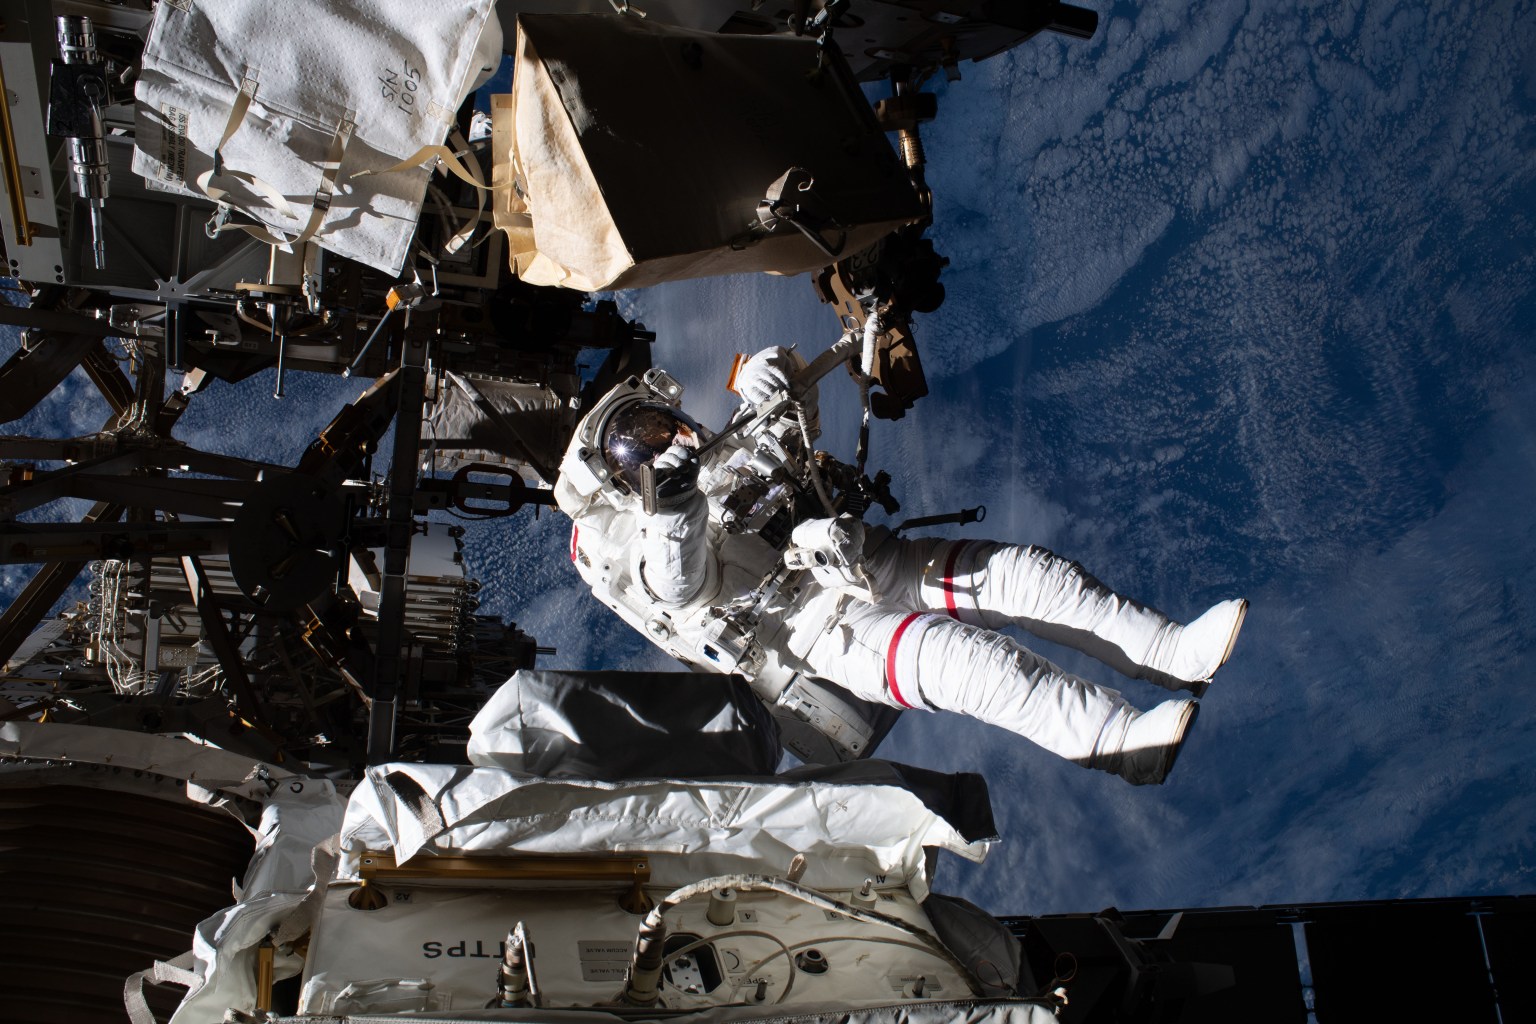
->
[0,52,33,248]
[355,851,654,913]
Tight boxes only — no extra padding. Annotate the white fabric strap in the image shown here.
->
[353,129,504,255]
[211,117,353,249]
[124,950,202,1024]
[195,71,298,227]
[440,129,487,255]
[353,138,493,191]
[195,69,356,249]
[216,69,260,157]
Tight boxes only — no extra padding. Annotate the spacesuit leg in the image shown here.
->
[801,602,1197,785]
[869,536,1245,691]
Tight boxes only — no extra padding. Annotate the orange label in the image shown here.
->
[725,352,749,394]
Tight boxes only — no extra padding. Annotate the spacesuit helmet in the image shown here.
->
[601,401,703,493]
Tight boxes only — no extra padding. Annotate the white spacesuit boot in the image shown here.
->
[1136,599,1249,690]
[1089,698,1200,786]
[921,541,1246,691]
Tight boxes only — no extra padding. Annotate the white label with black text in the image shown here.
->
[157,103,190,186]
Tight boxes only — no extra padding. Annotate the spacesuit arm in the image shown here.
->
[639,487,712,606]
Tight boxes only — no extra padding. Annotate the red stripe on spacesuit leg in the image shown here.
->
[884,612,923,709]
[570,525,579,562]
[941,540,970,619]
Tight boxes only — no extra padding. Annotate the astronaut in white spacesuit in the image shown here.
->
[555,347,1247,785]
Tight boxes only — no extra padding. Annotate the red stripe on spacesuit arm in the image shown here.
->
[941,540,969,619]
[884,612,923,709]
[570,525,579,562]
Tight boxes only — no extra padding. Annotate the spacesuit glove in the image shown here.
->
[787,515,875,599]
[788,516,866,570]
[651,443,700,504]
[735,347,795,406]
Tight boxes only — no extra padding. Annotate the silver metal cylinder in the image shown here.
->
[56,15,99,65]
[66,136,110,201]
[899,128,926,171]
[55,14,110,268]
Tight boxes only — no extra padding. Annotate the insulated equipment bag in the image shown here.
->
[132,0,501,274]
[494,13,924,291]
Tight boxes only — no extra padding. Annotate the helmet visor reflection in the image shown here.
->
[601,401,701,492]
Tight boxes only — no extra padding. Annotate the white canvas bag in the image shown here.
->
[494,14,924,291]
[132,0,501,274]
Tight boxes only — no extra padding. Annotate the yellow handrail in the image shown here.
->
[0,51,34,248]
[355,851,655,913]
